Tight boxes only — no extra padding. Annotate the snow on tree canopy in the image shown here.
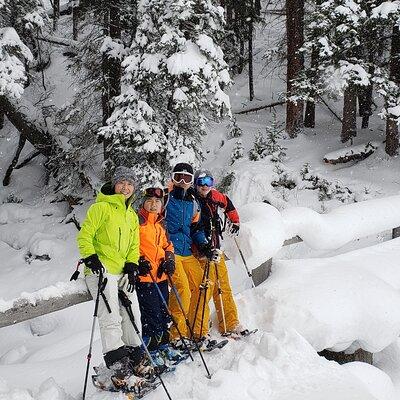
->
[371,1,400,19]
[167,41,208,75]
[102,0,231,185]
[0,27,33,99]
[100,36,126,60]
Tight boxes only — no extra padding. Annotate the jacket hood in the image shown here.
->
[96,182,134,207]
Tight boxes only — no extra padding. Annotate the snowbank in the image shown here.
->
[222,202,285,270]
[344,362,396,400]
[282,195,400,249]
[258,237,400,353]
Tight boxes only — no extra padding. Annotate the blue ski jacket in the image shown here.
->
[165,186,207,256]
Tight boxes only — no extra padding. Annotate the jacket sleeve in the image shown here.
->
[77,203,107,258]
[126,211,140,264]
[190,200,207,245]
[161,224,174,253]
[211,189,240,224]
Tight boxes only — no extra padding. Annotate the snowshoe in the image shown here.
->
[111,374,160,397]
[194,337,229,352]
[222,328,258,340]
[202,338,228,352]
[149,350,175,374]
[159,344,190,365]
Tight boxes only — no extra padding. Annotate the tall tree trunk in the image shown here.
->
[72,0,80,40]
[0,112,4,130]
[248,16,254,101]
[304,46,318,128]
[385,25,400,156]
[255,0,261,16]
[53,0,60,31]
[358,62,374,129]
[341,84,357,143]
[286,0,304,137]
[101,3,122,168]
[226,0,233,25]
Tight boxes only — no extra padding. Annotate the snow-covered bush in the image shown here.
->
[301,163,355,203]
[230,139,244,165]
[248,131,269,161]
[249,116,286,162]
[227,116,243,139]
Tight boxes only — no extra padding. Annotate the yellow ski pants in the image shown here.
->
[210,255,239,333]
[168,255,214,340]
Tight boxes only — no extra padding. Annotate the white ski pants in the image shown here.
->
[86,273,142,354]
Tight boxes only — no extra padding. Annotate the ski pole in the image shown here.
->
[190,262,208,337]
[214,261,227,334]
[118,290,172,400]
[83,270,104,400]
[233,237,255,288]
[148,270,194,361]
[166,274,212,379]
[199,261,211,340]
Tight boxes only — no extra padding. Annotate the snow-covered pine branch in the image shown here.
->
[100,0,232,185]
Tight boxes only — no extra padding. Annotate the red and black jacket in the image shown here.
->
[195,188,239,249]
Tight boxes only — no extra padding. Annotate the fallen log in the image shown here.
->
[234,100,285,115]
[323,142,379,165]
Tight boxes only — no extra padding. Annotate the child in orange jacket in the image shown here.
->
[135,187,188,367]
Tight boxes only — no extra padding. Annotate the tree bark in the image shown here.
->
[341,84,357,143]
[304,44,319,128]
[101,3,122,166]
[53,0,60,31]
[3,135,26,186]
[385,25,400,156]
[358,62,374,129]
[286,0,304,137]
[248,16,254,101]
[72,0,80,40]
[255,0,261,16]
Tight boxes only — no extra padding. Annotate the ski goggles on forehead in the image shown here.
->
[196,176,214,187]
[172,172,194,184]
[144,187,164,199]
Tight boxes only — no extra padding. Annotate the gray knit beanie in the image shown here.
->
[111,166,137,188]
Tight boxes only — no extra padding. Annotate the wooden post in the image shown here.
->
[0,291,92,328]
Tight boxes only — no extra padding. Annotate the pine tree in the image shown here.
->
[0,0,46,98]
[230,138,244,164]
[101,0,232,185]
[249,131,269,161]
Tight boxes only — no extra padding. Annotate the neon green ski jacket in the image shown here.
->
[77,183,139,275]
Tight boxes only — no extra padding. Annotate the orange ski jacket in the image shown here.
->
[138,208,174,283]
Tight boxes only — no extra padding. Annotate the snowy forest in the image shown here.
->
[2,0,400,399]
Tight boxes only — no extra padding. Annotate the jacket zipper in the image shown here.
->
[118,227,121,251]
[155,223,161,272]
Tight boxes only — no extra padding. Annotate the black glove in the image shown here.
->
[158,258,175,278]
[198,242,213,260]
[84,254,104,275]
[123,262,138,293]
[229,223,240,236]
[138,257,152,276]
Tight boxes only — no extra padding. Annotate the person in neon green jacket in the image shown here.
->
[77,166,152,385]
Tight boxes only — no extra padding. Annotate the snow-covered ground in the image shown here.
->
[2,8,400,400]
